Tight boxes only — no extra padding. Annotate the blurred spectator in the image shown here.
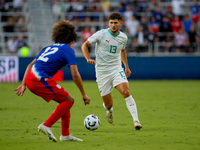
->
[147,26,158,53]
[13,0,24,11]
[52,0,61,21]
[0,0,9,22]
[118,2,126,14]
[138,0,149,12]
[132,1,140,13]
[101,0,110,17]
[70,17,80,32]
[159,16,172,33]
[159,16,172,41]
[165,6,174,21]
[86,1,101,21]
[182,15,193,34]
[171,0,185,19]
[18,44,31,57]
[0,0,9,12]
[14,8,23,22]
[3,16,15,32]
[125,15,140,38]
[17,35,26,50]
[16,15,28,32]
[0,0,5,11]
[75,1,87,21]
[191,0,200,28]
[148,0,159,12]
[174,28,189,53]
[152,6,163,23]
[84,17,92,24]
[7,36,18,54]
[123,5,134,22]
[104,5,114,21]
[81,26,93,53]
[122,0,131,7]
[188,25,198,53]
[129,37,139,52]
[148,16,160,34]
[171,15,182,33]
[162,34,174,52]
[61,0,71,12]
[140,16,148,36]
[135,25,148,52]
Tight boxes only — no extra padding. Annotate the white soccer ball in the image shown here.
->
[84,114,100,131]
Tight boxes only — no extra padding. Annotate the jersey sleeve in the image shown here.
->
[122,35,128,50]
[87,30,101,44]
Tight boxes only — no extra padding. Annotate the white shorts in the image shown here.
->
[96,69,128,96]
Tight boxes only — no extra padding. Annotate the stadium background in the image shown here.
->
[0,0,200,81]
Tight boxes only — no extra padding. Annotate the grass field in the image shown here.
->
[0,80,200,150]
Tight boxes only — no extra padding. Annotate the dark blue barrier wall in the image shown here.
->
[19,56,200,80]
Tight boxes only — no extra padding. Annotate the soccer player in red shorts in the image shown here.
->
[14,20,90,142]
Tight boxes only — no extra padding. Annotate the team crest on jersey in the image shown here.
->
[118,42,123,45]
[56,84,62,89]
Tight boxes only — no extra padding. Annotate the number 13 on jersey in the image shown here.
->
[110,45,117,54]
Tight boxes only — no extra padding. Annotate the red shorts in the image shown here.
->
[26,78,69,103]
[192,14,199,23]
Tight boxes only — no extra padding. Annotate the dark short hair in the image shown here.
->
[109,12,122,21]
[52,20,78,44]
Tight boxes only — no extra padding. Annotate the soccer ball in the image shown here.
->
[84,114,100,131]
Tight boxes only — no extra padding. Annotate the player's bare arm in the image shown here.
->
[121,49,131,78]
[81,40,95,65]
[14,58,37,96]
[70,65,90,105]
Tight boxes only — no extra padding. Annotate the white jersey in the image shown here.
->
[88,28,128,74]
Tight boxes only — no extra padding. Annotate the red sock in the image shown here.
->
[61,109,70,136]
[44,101,73,127]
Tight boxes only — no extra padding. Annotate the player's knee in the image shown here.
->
[65,95,74,103]
[122,89,131,98]
[70,98,74,103]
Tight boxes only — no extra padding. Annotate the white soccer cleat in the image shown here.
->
[60,134,83,142]
[134,121,142,130]
[106,110,113,124]
[38,123,57,142]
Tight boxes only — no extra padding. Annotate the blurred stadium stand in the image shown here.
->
[0,0,200,57]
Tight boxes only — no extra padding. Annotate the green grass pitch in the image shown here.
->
[0,80,200,150]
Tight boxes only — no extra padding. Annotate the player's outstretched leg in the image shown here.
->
[125,95,142,130]
[38,123,57,142]
[60,134,83,141]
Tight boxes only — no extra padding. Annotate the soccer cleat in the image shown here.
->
[60,134,83,142]
[134,121,142,130]
[38,123,57,142]
[106,110,113,124]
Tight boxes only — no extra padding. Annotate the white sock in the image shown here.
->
[103,103,113,113]
[125,95,139,122]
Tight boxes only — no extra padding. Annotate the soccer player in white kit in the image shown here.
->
[81,12,142,130]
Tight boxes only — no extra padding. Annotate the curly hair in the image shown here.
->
[52,20,78,44]
[109,12,122,21]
